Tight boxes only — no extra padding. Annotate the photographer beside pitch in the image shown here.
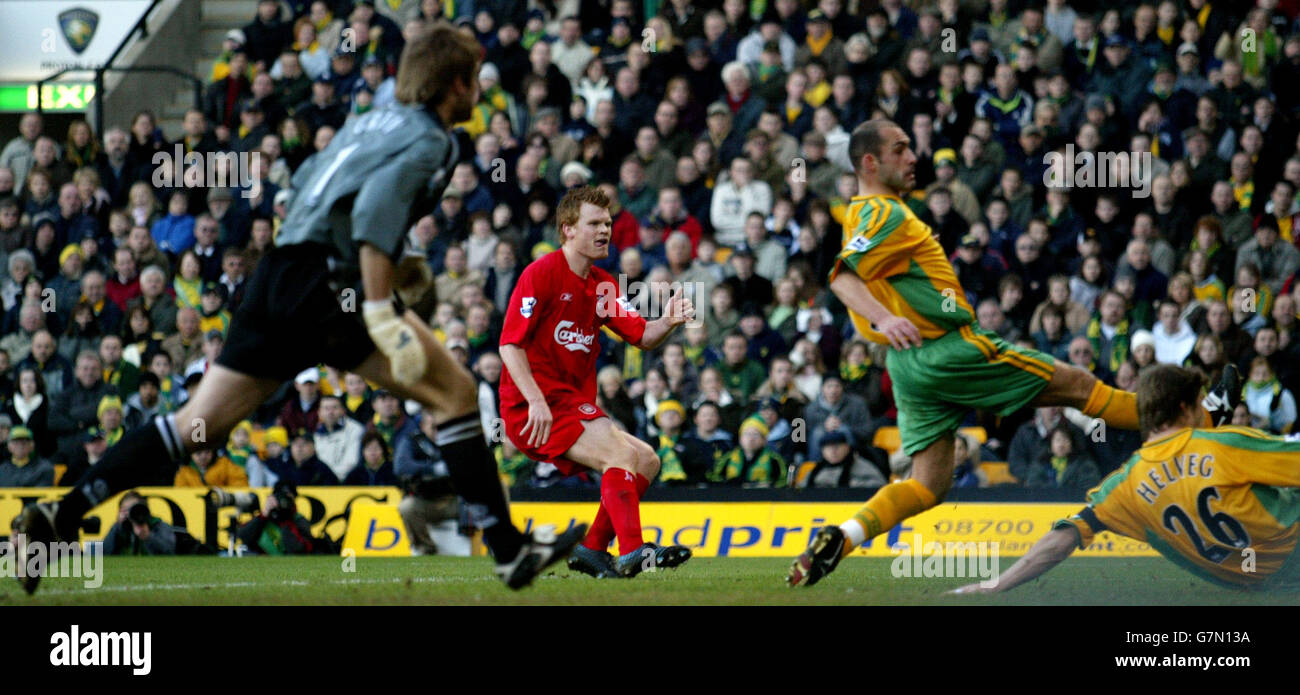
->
[954,364,1300,593]
[236,481,333,556]
[11,24,584,594]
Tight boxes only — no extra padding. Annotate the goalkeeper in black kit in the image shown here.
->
[10,24,584,594]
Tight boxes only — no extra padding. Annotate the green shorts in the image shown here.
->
[886,325,1055,455]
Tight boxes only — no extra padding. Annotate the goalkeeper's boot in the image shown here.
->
[566,544,622,578]
[1202,363,1242,427]
[787,525,845,587]
[614,542,693,577]
[10,502,61,595]
[494,522,588,590]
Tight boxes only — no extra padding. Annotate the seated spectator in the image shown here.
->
[314,394,365,481]
[127,265,179,336]
[237,480,334,554]
[651,400,692,485]
[1008,407,1086,483]
[950,433,987,489]
[266,429,339,486]
[713,415,788,487]
[150,190,195,256]
[163,307,205,369]
[58,301,103,366]
[676,401,734,485]
[96,394,125,445]
[49,350,115,460]
[250,426,287,487]
[1024,425,1101,489]
[803,375,873,455]
[799,429,887,489]
[198,282,231,336]
[1032,305,1073,360]
[145,350,188,414]
[345,431,399,485]
[367,389,416,449]
[1129,330,1157,371]
[278,368,321,432]
[1151,300,1197,365]
[175,448,248,487]
[717,332,766,402]
[752,354,810,422]
[99,334,140,397]
[340,372,374,424]
[1243,357,1297,435]
[0,426,53,486]
[7,367,55,458]
[753,397,798,463]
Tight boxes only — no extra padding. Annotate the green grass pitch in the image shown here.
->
[7,556,1300,605]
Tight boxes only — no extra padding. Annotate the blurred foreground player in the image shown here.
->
[954,365,1300,593]
[498,186,696,578]
[787,119,1239,587]
[11,25,584,594]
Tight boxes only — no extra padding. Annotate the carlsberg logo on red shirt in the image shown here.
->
[554,320,595,352]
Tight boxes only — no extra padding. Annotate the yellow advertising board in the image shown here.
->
[510,502,1156,558]
[0,488,1155,557]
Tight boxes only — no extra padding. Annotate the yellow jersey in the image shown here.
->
[1059,426,1300,587]
[828,193,975,345]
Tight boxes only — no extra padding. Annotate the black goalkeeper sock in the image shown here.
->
[435,413,525,562]
[54,415,186,539]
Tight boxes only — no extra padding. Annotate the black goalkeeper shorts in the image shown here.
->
[217,243,376,382]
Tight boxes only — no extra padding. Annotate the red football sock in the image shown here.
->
[600,468,644,556]
[583,473,650,552]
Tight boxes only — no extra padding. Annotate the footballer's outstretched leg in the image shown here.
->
[788,434,951,587]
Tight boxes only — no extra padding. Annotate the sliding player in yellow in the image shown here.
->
[953,365,1300,593]
[787,119,1239,587]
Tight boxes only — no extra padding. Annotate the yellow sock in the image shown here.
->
[841,479,937,556]
[1082,381,1140,431]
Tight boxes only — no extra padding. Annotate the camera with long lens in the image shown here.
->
[127,501,151,525]
[269,481,298,522]
[208,487,261,513]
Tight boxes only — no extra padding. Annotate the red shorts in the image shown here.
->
[501,391,606,476]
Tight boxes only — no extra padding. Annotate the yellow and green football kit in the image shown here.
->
[829,193,1057,455]
[1057,426,1300,588]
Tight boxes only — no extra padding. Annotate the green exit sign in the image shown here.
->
[0,84,96,112]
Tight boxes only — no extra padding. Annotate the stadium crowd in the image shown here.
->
[0,0,1298,495]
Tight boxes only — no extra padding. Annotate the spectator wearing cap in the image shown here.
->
[737,11,796,72]
[357,55,395,109]
[279,368,322,433]
[95,394,126,445]
[953,232,1002,305]
[927,148,982,226]
[194,282,229,337]
[295,75,347,132]
[325,46,365,109]
[1087,34,1153,119]
[714,415,788,487]
[48,243,84,316]
[185,328,225,381]
[0,426,54,486]
[211,29,248,83]
[795,10,845,76]
[798,429,887,489]
[1173,42,1211,95]
[124,371,163,429]
[367,389,417,450]
[49,350,115,460]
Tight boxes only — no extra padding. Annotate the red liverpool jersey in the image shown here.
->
[499,249,647,406]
